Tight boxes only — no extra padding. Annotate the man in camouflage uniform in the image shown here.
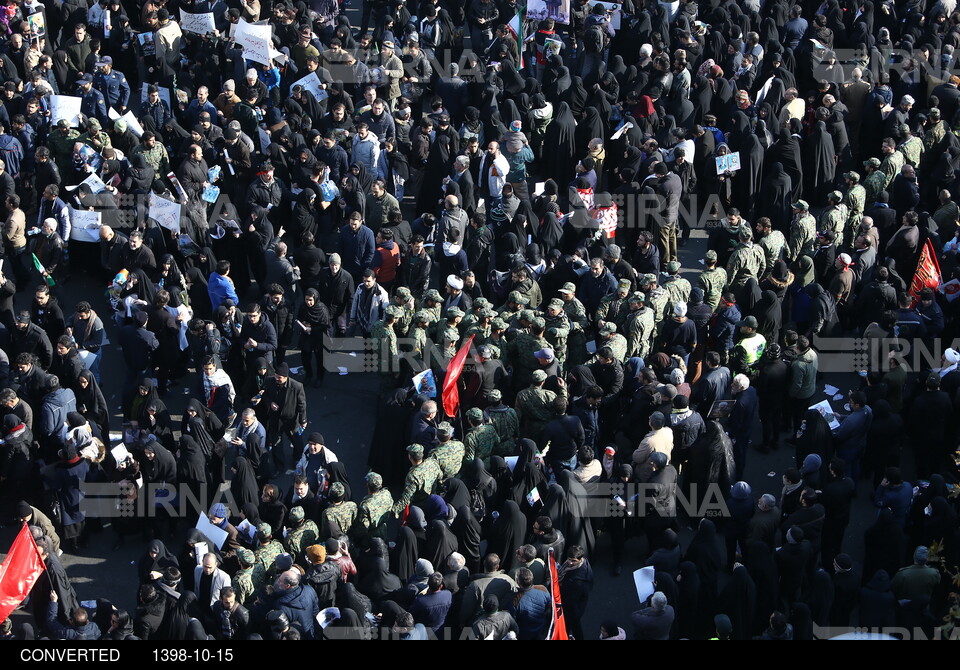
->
[861,157,886,208]
[662,261,691,313]
[593,322,628,362]
[77,118,112,152]
[786,200,817,262]
[898,123,924,167]
[320,481,358,539]
[484,316,507,360]
[392,286,415,337]
[464,307,495,351]
[392,443,442,515]
[254,522,286,581]
[506,315,550,389]
[233,547,264,606]
[818,191,848,247]
[406,310,433,371]
[356,472,393,540]
[641,274,670,337]
[463,407,499,465]
[542,298,571,368]
[559,282,589,367]
[842,171,865,249]
[754,218,785,278]
[624,292,655,360]
[370,306,401,379]
[486,389,519,456]
[924,107,946,153]
[420,289,443,339]
[726,226,767,288]
[48,120,81,176]
[429,421,465,479]
[878,138,905,189]
[595,278,632,332]
[515,369,561,444]
[496,290,530,324]
[698,250,727,310]
[460,297,492,335]
[437,307,463,373]
[284,506,319,565]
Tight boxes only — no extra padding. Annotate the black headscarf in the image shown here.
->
[423,519,459,570]
[138,539,179,583]
[489,499,526,573]
[230,457,260,511]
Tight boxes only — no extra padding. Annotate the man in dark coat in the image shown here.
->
[261,363,307,473]
[272,570,320,639]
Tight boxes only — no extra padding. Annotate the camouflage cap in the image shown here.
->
[828,190,843,202]
[508,291,530,305]
[863,157,881,168]
[479,307,496,318]
[639,273,657,287]
[237,547,255,566]
[491,317,508,330]
[365,472,383,489]
[395,286,412,300]
[413,310,432,324]
[256,522,272,540]
[627,292,646,305]
[329,482,346,498]
[466,407,483,421]
[531,316,546,330]
[436,421,454,437]
[930,107,942,119]
[704,250,718,262]
[666,260,681,273]
[407,443,425,458]
[519,309,535,322]
[446,306,465,319]
[531,369,548,383]
[473,297,490,309]
[288,506,305,523]
[844,171,860,183]
[599,322,617,335]
[546,298,565,310]
[488,389,502,401]
[385,305,404,319]
[791,200,809,211]
[424,289,443,303]
[618,278,632,291]
[559,282,577,295]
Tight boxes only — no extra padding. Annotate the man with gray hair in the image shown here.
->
[748,493,781,549]
[631,591,675,640]
[450,154,476,214]
[272,568,320,639]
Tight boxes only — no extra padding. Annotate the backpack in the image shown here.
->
[584,23,606,54]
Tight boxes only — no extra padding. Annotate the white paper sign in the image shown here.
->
[110,443,131,464]
[809,399,841,431]
[120,111,144,137]
[180,10,216,35]
[69,207,102,242]
[50,95,82,127]
[149,194,182,232]
[195,512,229,549]
[80,173,107,194]
[633,566,656,603]
[291,72,328,102]
[233,19,273,65]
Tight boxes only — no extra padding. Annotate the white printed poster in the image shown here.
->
[180,10,217,35]
[69,207,102,242]
[50,95,82,127]
[291,72,328,102]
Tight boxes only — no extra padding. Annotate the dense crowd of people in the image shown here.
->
[1,0,960,643]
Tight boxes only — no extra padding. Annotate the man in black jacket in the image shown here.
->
[117,311,158,394]
[319,252,354,337]
[261,285,294,365]
[261,362,307,473]
[211,587,250,640]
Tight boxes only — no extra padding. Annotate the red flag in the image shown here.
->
[441,335,475,418]
[546,549,569,640]
[908,238,942,307]
[0,523,46,622]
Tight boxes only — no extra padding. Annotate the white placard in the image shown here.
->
[180,10,216,35]
[80,173,107,194]
[809,399,841,431]
[110,443,131,464]
[120,111,144,137]
[194,541,208,564]
[107,106,121,121]
[195,512,229,549]
[233,19,273,65]
[148,194,182,232]
[78,349,98,369]
[633,566,656,603]
[50,95,82,127]
[69,207,102,242]
[291,72,328,102]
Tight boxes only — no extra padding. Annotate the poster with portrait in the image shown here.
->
[26,10,45,39]
[525,0,571,25]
